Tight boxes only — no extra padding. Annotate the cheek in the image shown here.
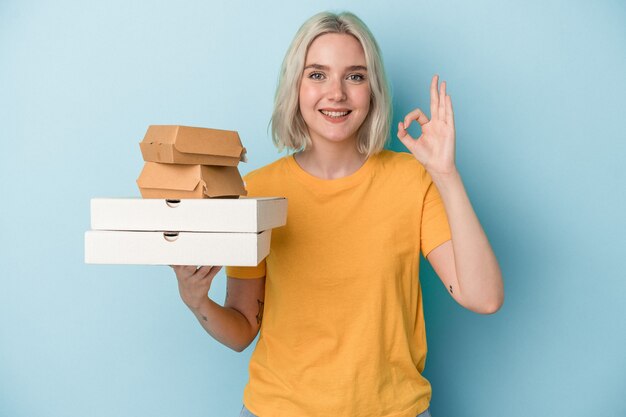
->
[359,87,371,108]
[299,84,317,111]
[350,83,370,109]
[355,87,371,117]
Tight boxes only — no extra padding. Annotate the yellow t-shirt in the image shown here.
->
[226,150,451,417]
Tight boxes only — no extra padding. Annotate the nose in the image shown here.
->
[327,78,347,101]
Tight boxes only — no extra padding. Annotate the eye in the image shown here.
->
[308,72,325,80]
[348,73,366,82]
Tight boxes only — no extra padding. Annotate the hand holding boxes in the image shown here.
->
[84,125,287,266]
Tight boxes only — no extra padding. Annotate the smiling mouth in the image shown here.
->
[319,110,351,118]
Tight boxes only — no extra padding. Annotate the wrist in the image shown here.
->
[188,295,213,316]
[429,167,460,184]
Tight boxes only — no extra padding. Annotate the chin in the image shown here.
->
[318,128,359,142]
[320,135,358,144]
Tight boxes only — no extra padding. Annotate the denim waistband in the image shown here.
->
[238,404,432,417]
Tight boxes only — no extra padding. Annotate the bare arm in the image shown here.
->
[426,172,504,314]
[172,265,265,352]
[398,74,504,314]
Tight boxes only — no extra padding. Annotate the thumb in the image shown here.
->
[397,122,415,150]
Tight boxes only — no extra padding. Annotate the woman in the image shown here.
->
[172,11,504,417]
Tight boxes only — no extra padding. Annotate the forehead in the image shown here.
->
[305,33,366,66]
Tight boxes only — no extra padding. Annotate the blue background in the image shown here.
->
[1,1,624,416]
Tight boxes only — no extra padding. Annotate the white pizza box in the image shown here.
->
[90,197,287,232]
[84,229,271,266]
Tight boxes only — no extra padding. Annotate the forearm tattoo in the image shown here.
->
[256,299,264,325]
[449,285,454,294]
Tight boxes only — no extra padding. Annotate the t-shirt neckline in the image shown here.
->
[286,152,378,193]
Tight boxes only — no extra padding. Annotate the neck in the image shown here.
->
[294,137,368,180]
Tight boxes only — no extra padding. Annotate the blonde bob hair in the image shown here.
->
[270,11,392,156]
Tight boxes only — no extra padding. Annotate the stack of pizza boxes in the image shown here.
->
[84,125,287,266]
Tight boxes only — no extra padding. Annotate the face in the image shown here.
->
[299,33,371,149]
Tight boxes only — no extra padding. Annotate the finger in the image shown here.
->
[403,108,430,129]
[446,94,454,126]
[439,81,447,121]
[430,74,439,120]
[194,265,215,279]
[171,265,195,276]
[199,265,224,280]
[206,266,223,281]
[397,122,422,155]
[397,121,415,143]
[196,266,223,283]
[397,121,411,138]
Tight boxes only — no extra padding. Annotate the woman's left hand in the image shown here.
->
[397,74,457,177]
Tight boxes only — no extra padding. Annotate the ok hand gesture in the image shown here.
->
[397,74,457,177]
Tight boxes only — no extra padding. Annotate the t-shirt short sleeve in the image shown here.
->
[225,258,266,279]
[224,170,268,279]
[420,176,452,258]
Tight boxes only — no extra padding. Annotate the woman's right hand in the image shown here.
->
[171,265,223,311]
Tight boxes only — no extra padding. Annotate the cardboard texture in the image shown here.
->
[90,197,287,233]
[136,162,247,199]
[139,125,248,166]
[84,124,287,266]
[85,230,271,266]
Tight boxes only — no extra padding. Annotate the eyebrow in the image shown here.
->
[303,64,367,71]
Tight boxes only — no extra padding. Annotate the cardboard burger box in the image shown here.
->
[136,162,246,199]
[139,125,248,166]
[84,197,288,266]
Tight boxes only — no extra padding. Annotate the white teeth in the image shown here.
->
[321,110,349,118]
